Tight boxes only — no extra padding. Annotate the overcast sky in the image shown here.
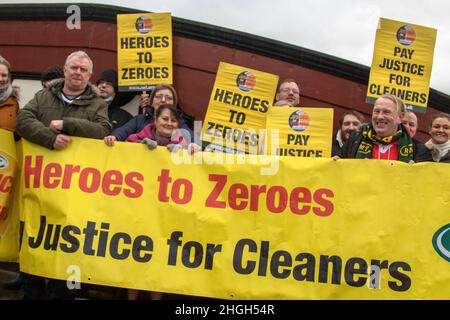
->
[3,0,450,95]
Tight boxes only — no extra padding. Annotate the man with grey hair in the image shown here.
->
[15,50,111,299]
[401,110,418,138]
[16,50,110,150]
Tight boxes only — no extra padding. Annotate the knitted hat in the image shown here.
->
[97,69,118,92]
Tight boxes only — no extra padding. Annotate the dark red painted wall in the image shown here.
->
[0,20,440,142]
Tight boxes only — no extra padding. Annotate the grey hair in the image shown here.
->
[64,50,93,73]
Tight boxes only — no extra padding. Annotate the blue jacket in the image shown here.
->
[111,106,195,142]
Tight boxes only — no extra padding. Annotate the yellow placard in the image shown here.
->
[0,129,20,261]
[117,13,172,91]
[367,18,437,113]
[15,137,450,299]
[201,62,279,154]
[265,107,334,158]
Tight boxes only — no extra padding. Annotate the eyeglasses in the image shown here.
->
[154,94,174,101]
[279,88,300,95]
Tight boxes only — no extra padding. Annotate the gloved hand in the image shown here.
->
[167,144,182,152]
[141,138,157,150]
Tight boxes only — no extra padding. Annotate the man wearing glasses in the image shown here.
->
[274,78,301,107]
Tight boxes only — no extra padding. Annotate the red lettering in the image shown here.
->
[205,174,227,208]
[78,168,101,193]
[24,155,43,188]
[289,187,311,215]
[102,170,123,196]
[62,164,80,189]
[266,186,288,213]
[171,178,193,204]
[0,175,13,193]
[229,183,248,210]
[0,206,7,220]
[250,184,267,211]
[43,162,62,189]
[124,172,144,198]
[313,188,334,217]
[157,169,172,202]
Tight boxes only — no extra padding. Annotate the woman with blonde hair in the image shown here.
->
[0,55,19,131]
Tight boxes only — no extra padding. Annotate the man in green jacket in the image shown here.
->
[15,50,111,299]
[16,50,111,150]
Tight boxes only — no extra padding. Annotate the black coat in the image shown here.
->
[107,92,135,132]
[415,144,450,163]
[339,131,428,162]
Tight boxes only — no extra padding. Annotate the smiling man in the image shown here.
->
[337,94,419,163]
[274,79,300,107]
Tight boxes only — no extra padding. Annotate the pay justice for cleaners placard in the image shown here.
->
[366,17,437,113]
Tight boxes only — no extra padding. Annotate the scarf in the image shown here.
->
[356,124,414,163]
[336,129,344,148]
[425,139,450,162]
[0,82,12,104]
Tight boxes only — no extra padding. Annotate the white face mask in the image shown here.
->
[103,95,114,105]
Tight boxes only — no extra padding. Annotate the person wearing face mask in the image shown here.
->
[0,55,20,132]
[417,113,450,163]
[332,111,365,156]
[96,69,133,131]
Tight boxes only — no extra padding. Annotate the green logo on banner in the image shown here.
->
[432,224,450,262]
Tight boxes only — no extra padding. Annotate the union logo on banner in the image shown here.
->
[236,71,256,92]
[288,109,311,132]
[432,224,450,262]
[396,25,416,46]
[135,16,153,34]
[0,155,8,169]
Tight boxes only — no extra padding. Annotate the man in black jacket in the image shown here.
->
[332,111,365,156]
[96,69,134,131]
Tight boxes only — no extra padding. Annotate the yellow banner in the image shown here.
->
[0,129,20,261]
[265,107,334,158]
[117,13,172,91]
[367,18,437,113]
[15,137,450,299]
[201,62,278,154]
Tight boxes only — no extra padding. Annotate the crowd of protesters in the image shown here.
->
[0,50,449,299]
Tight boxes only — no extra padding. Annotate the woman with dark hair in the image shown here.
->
[126,104,189,151]
[0,55,19,132]
[104,83,200,153]
[418,113,450,163]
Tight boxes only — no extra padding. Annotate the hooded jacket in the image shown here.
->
[0,86,19,131]
[16,79,111,149]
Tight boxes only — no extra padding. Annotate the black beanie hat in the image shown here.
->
[97,69,118,92]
